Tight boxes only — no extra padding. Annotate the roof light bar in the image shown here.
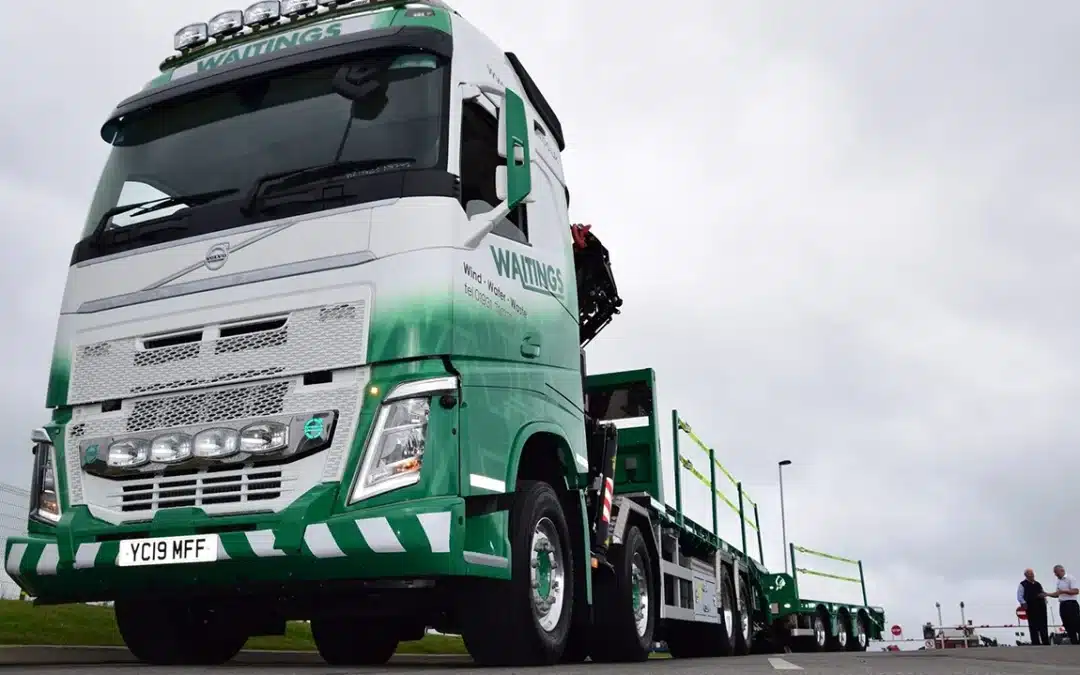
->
[281,0,320,16]
[169,0,445,58]
[245,0,282,26]
[174,23,210,51]
[208,10,244,38]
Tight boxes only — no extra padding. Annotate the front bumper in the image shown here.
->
[5,495,468,604]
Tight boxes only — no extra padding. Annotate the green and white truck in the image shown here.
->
[5,0,885,666]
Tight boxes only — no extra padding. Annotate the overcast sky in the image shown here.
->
[2,0,1078,644]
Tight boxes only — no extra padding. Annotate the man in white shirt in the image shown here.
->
[1047,565,1080,644]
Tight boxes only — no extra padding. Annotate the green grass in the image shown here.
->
[0,600,466,653]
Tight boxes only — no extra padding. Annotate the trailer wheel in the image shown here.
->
[458,480,575,666]
[835,612,853,652]
[849,612,870,652]
[114,598,248,666]
[310,618,399,665]
[590,524,656,662]
[810,609,832,652]
[733,573,754,655]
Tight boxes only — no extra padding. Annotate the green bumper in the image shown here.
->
[5,495,469,603]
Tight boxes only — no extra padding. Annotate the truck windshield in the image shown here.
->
[81,52,447,238]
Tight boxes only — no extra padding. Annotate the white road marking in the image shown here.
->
[769,657,803,670]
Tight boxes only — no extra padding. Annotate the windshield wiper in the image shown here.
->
[88,188,239,246]
[244,158,416,214]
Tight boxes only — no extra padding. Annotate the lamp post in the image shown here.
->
[779,460,792,573]
[959,601,967,648]
[936,602,943,649]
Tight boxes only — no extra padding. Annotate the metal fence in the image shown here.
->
[0,482,28,600]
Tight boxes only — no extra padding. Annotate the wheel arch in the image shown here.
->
[508,424,583,491]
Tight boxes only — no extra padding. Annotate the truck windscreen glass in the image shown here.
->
[80,52,447,240]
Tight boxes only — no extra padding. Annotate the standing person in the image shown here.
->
[1047,565,1080,644]
[1018,568,1051,646]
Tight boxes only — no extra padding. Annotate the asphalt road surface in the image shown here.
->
[4,648,1080,675]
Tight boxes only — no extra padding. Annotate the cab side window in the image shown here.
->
[459,100,528,244]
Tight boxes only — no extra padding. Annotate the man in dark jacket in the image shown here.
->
[1018,568,1050,645]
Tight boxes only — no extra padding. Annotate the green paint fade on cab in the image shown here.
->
[45,354,69,409]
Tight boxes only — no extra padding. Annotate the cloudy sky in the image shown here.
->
[2,0,1078,644]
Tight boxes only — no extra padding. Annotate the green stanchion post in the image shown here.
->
[672,409,682,524]
[754,503,764,565]
[708,447,718,534]
[789,542,798,587]
[858,559,868,606]
[737,482,748,562]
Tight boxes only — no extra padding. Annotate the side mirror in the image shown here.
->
[460,86,533,249]
[496,88,532,209]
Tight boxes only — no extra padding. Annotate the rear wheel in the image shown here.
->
[733,573,754,655]
[114,598,248,666]
[835,612,853,652]
[310,618,399,665]
[590,524,656,662]
[714,572,738,657]
[458,481,575,666]
[849,612,870,652]
[811,610,832,652]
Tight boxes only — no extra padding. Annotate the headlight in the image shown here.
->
[150,433,193,464]
[108,438,150,468]
[194,428,240,459]
[80,412,336,477]
[30,429,60,524]
[240,422,289,454]
[349,376,457,503]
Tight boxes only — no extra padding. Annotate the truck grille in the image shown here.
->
[118,467,285,513]
[66,300,369,405]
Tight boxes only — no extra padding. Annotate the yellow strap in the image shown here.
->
[677,456,758,530]
[794,545,858,566]
[676,417,758,509]
[796,567,861,584]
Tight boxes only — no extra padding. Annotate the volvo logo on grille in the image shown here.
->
[205,243,230,270]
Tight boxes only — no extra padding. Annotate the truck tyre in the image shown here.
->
[590,524,656,662]
[114,598,248,666]
[458,480,575,666]
[714,573,738,657]
[849,612,870,652]
[835,612,853,652]
[733,573,754,655]
[667,573,737,659]
[810,609,832,652]
[310,618,399,665]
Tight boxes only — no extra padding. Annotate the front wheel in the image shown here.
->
[458,480,575,666]
[114,598,248,666]
[310,618,400,665]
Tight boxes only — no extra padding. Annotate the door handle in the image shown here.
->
[521,334,541,359]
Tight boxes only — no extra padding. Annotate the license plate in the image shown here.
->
[117,534,219,567]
